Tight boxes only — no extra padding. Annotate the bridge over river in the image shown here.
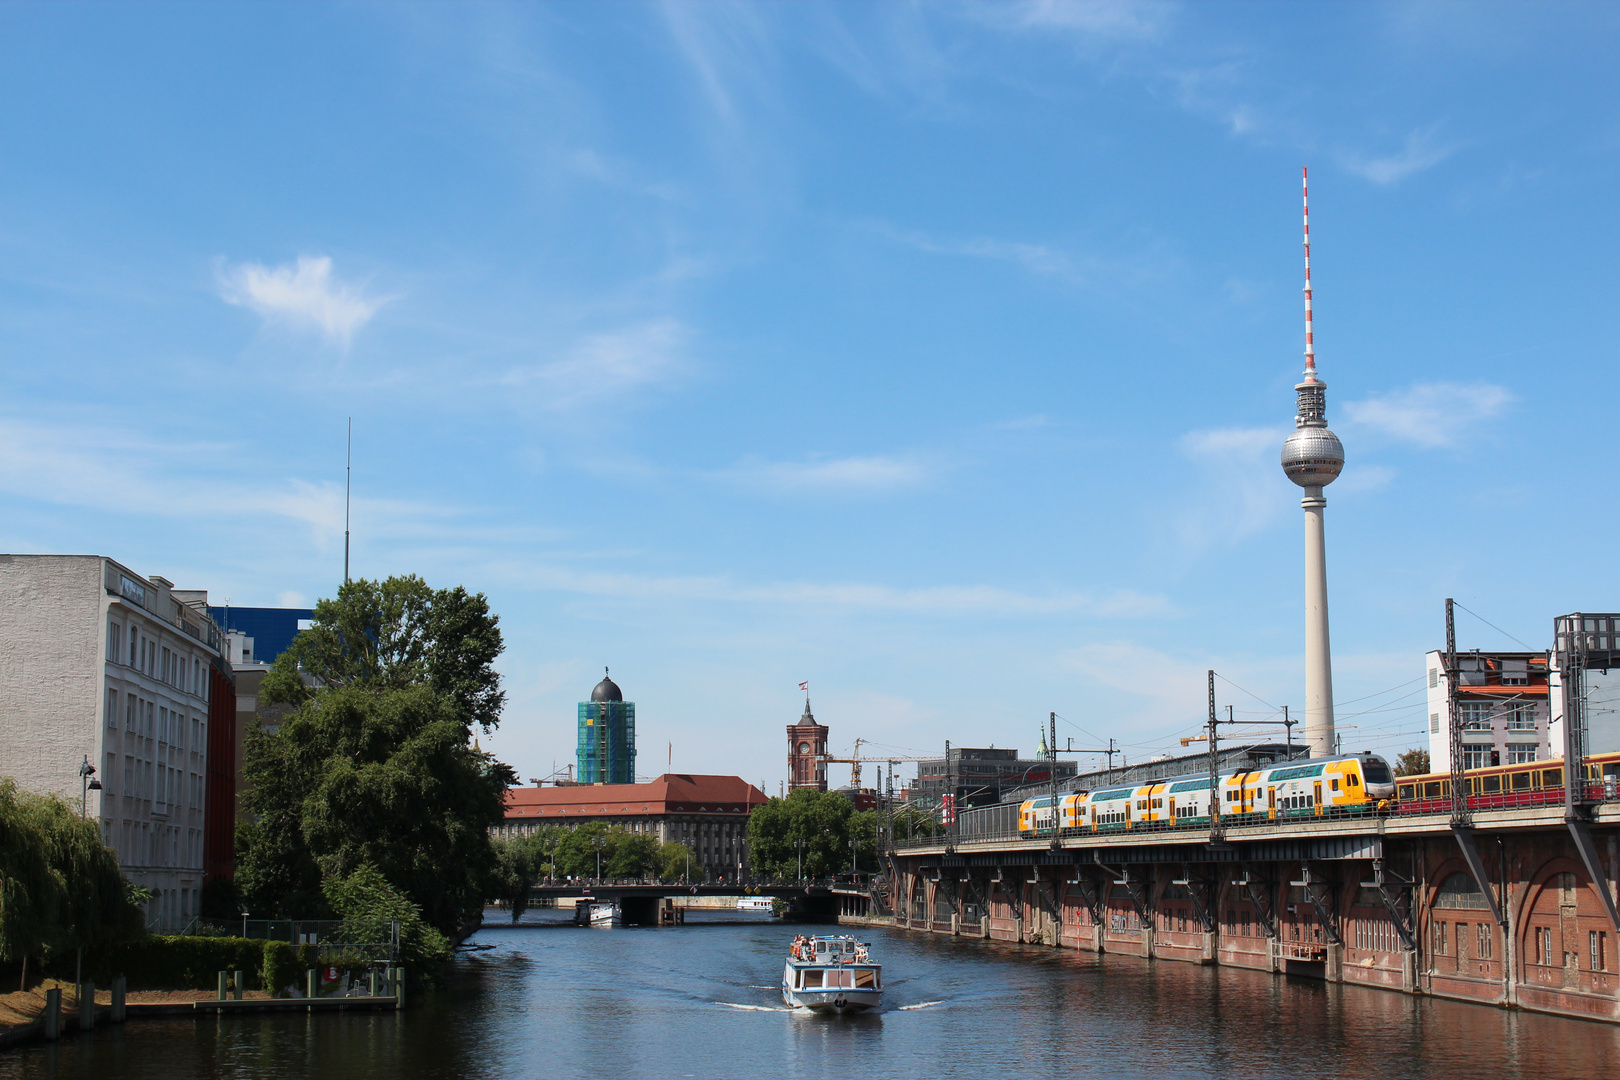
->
[887,799,1620,1024]
[514,879,878,925]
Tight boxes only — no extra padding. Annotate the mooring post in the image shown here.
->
[43,987,61,1040]
[79,981,95,1030]
[306,969,317,999]
[111,976,126,1024]
[234,970,244,1001]
[218,971,228,1001]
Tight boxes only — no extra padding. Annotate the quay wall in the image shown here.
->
[885,810,1620,1024]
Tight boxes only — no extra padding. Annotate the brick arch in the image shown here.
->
[1515,855,1588,964]
[1425,857,1496,913]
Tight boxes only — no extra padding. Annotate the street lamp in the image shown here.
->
[593,834,606,881]
[241,907,250,938]
[795,837,807,880]
[79,756,100,819]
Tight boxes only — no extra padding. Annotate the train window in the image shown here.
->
[1511,772,1531,791]
[1541,768,1561,787]
[1398,784,1415,800]
[1348,775,1359,787]
[1331,778,1340,791]
[1423,782,1442,798]
[1480,775,1501,793]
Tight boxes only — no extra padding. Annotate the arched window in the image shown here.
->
[1435,872,1491,910]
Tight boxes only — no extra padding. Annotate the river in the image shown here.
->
[5,908,1619,1078]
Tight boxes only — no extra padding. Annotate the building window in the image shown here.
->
[131,632,139,667]
[1504,702,1536,731]
[1463,746,1492,770]
[1477,922,1492,959]
[1507,743,1539,765]
[107,689,118,727]
[1434,921,1447,955]
[126,696,137,732]
[1461,702,1492,731]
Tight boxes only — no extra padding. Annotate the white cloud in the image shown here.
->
[495,320,688,409]
[721,453,932,493]
[0,417,450,545]
[885,226,1157,290]
[1339,125,1458,185]
[1343,382,1513,447]
[217,255,387,347]
[1177,425,1292,550]
[995,0,1173,39]
[490,558,1171,619]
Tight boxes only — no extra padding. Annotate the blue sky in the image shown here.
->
[4,1,1618,789]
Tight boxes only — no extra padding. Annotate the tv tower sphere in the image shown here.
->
[1280,422,1344,487]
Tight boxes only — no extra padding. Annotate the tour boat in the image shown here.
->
[574,901,620,926]
[781,935,881,1013]
[736,896,774,913]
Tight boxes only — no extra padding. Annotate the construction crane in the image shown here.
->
[818,738,931,788]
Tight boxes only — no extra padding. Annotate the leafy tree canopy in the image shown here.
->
[239,680,515,937]
[747,789,874,878]
[548,822,662,880]
[0,779,144,967]
[325,862,449,975]
[1395,749,1431,777]
[261,575,505,734]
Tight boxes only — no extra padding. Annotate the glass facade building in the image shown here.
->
[577,671,636,784]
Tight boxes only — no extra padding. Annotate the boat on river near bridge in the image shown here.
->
[781,934,880,1013]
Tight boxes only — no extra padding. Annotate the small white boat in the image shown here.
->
[781,935,881,1013]
[736,897,774,913]
[574,901,621,926]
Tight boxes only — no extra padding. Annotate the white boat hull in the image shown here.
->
[780,985,881,1013]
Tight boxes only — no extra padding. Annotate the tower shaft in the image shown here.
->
[1302,488,1335,755]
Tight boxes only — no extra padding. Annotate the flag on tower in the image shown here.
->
[798,681,809,691]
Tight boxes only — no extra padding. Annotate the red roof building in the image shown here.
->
[499,773,768,879]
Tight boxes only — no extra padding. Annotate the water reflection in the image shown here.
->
[5,910,1620,1078]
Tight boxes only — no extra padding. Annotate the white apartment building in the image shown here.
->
[1425,645,1620,774]
[0,554,231,931]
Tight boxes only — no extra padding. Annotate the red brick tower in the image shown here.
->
[786,697,828,792]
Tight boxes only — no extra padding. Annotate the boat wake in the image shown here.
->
[716,1002,790,1012]
[897,1000,945,1010]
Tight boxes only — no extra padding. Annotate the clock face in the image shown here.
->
[798,742,810,754]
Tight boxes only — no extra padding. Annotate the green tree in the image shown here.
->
[261,575,505,734]
[746,789,859,879]
[239,682,515,937]
[489,837,538,923]
[549,823,660,880]
[1395,749,1431,777]
[0,779,144,986]
[657,841,695,882]
[324,863,449,976]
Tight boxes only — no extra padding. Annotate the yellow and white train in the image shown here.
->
[1017,752,1396,837]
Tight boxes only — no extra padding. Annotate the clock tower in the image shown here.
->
[786,696,828,792]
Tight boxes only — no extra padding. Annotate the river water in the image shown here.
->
[6,908,1619,1079]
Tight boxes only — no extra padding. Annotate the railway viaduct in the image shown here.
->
[886,805,1620,1024]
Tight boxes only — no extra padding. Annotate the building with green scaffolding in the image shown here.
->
[577,669,636,784]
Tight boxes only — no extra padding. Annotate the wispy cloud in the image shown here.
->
[989,0,1174,39]
[0,417,448,544]
[1338,125,1459,185]
[885,226,1158,289]
[720,453,933,493]
[1177,425,1292,550]
[1343,382,1513,447]
[494,320,689,409]
[217,255,387,347]
[493,559,1172,619]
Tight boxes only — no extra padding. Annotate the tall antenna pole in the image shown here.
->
[1302,166,1316,381]
[344,417,352,585]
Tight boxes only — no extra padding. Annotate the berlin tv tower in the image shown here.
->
[1280,167,1345,758]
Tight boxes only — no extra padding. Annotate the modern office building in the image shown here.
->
[208,603,314,667]
[577,669,636,785]
[0,555,236,931]
[910,746,1077,812]
[498,773,768,879]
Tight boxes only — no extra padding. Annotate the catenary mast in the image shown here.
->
[1280,167,1345,757]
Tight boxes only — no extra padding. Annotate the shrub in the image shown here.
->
[102,935,267,990]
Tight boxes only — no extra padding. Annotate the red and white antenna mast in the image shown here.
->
[1302,165,1316,382]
